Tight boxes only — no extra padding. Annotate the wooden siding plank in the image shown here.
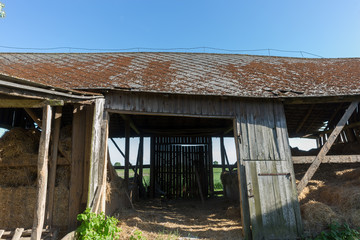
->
[31,105,52,240]
[46,106,62,228]
[88,99,105,207]
[68,104,86,230]
[105,92,240,118]
[234,103,251,240]
[292,155,360,164]
[297,101,359,193]
[273,103,303,235]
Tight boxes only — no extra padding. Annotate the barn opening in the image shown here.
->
[284,101,360,232]
[107,113,237,201]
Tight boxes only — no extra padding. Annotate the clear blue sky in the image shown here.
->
[0,0,355,164]
[1,0,359,57]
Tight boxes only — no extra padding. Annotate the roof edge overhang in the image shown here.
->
[79,88,360,105]
[0,73,104,103]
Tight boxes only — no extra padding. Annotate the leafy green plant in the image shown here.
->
[76,208,121,240]
[130,229,147,240]
[312,222,360,240]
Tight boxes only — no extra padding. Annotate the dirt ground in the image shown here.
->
[114,197,243,240]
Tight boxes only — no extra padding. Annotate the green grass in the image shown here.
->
[115,167,229,192]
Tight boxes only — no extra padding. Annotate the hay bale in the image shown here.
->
[337,168,360,182]
[0,186,37,228]
[53,184,70,229]
[225,206,241,219]
[0,185,69,229]
[59,126,72,160]
[301,200,341,232]
[348,209,360,228]
[220,171,239,201]
[0,166,37,187]
[0,128,40,165]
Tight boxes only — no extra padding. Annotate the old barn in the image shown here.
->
[0,52,359,240]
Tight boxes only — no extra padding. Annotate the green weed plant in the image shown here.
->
[76,208,121,240]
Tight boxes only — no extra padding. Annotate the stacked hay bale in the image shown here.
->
[0,127,70,229]
[299,165,360,234]
[220,170,239,201]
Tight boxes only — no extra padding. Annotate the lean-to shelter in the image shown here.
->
[0,52,359,240]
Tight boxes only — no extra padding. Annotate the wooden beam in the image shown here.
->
[138,136,144,186]
[31,105,52,240]
[295,105,314,133]
[124,120,130,185]
[150,137,155,198]
[0,230,4,238]
[120,114,140,135]
[12,228,24,240]
[220,136,226,172]
[292,155,360,164]
[25,108,42,127]
[110,138,126,159]
[99,118,109,213]
[46,106,62,228]
[297,101,359,193]
[0,99,62,108]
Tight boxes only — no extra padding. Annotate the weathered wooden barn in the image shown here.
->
[0,52,359,240]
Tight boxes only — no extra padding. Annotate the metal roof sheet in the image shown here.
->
[0,52,359,98]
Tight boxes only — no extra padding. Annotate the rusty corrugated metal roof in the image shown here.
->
[0,52,359,98]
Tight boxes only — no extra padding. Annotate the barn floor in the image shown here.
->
[115,197,243,240]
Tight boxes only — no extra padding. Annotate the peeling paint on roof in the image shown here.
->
[0,52,359,98]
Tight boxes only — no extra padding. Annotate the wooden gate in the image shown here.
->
[234,102,302,240]
[151,136,213,199]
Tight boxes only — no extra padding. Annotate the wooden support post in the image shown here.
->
[45,106,62,228]
[138,136,144,184]
[125,120,130,186]
[25,108,42,127]
[208,138,214,196]
[68,105,87,230]
[233,117,251,240]
[150,137,155,198]
[82,105,94,211]
[220,136,225,172]
[99,117,109,213]
[31,105,52,240]
[297,101,359,193]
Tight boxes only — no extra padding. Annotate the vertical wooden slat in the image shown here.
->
[220,136,225,172]
[138,136,144,186]
[150,137,155,198]
[46,106,62,228]
[124,120,130,186]
[68,104,86,231]
[273,103,303,235]
[99,117,109,213]
[208,137,214,197]
[31,105,52,240]
[234,108,251,240]
[88,99,105,208]
[82,105,94,210]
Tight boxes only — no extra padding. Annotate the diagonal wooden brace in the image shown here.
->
[297,101,359,193]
